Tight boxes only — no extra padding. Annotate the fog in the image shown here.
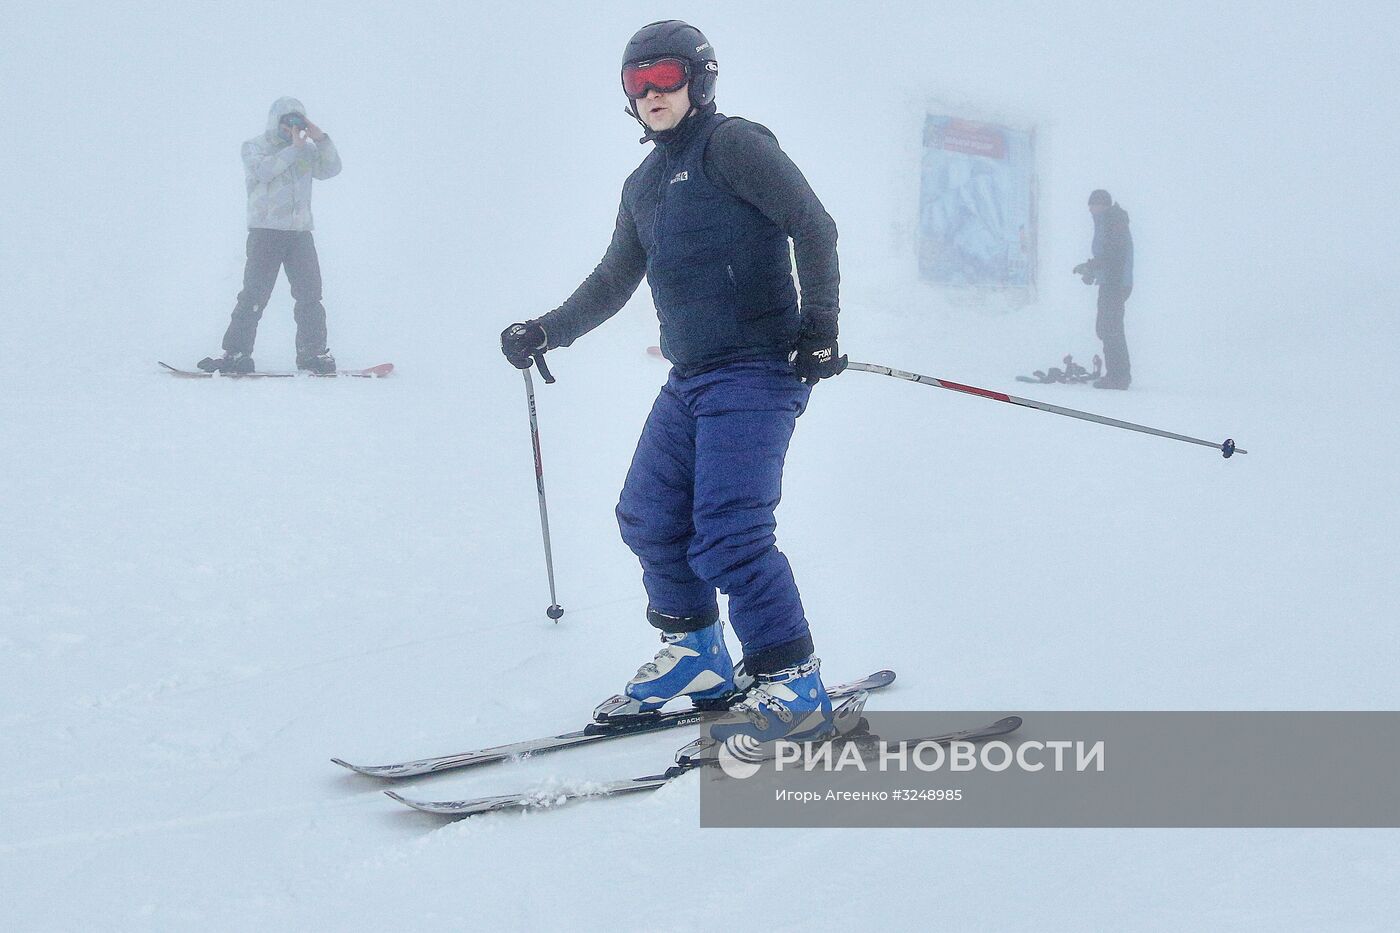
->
[7,2,1396,375]
[3,2,1397,930]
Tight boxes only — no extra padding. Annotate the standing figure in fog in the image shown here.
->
[199,97,341,375]
[500,20,846,745]
[1074,188,1134,389]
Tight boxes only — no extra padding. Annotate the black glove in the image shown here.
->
[792,319,847,385]
[500,320,547,369]
[1072,261,1096,285]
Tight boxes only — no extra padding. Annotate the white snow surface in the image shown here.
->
[4,2,1399,930]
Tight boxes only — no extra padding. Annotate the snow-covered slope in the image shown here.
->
[3,3,1397,930]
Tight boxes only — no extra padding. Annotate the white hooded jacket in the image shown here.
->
[242,97,342,231]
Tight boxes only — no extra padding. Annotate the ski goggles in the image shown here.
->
[622,57,690,99]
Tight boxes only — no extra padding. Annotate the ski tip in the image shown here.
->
[384,791,422,809]
[362,363,395,377]
[331,758,411,778]
[384,790,440,814]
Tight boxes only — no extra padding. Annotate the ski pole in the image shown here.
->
[846,361,1246,458]
[522,353,564,621]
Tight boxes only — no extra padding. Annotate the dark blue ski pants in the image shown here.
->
[617,359,813,672]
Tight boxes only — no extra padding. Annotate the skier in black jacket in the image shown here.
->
[500,21,844,745]
[1074,189,1134,389]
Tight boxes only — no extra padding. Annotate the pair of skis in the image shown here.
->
[333,670,1022,818]
[390,708,1022,818]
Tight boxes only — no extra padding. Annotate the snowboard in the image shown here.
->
[1016,354,1100,385]
[159,362,394,379]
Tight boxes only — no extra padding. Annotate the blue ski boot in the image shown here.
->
[593,617,738,722]
[709,656,834,745]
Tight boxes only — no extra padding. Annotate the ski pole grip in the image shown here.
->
[532,352,555,385]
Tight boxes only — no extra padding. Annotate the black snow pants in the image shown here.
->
[1096,283,1132,383]
[221,229,328,356]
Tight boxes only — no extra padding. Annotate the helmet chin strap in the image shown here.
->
[628,101,696,144]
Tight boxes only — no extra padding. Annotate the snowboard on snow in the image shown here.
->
[1016,353,1100,385]
[158,361,394,379]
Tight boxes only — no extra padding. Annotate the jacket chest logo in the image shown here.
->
[669,170,689,185]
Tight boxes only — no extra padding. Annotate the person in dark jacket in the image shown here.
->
[1074,189,1134,389]
[500,21,844,745]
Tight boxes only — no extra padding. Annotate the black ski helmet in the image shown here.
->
[622,20,718,110]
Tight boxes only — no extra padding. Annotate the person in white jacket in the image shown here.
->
[199,97,342,374]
